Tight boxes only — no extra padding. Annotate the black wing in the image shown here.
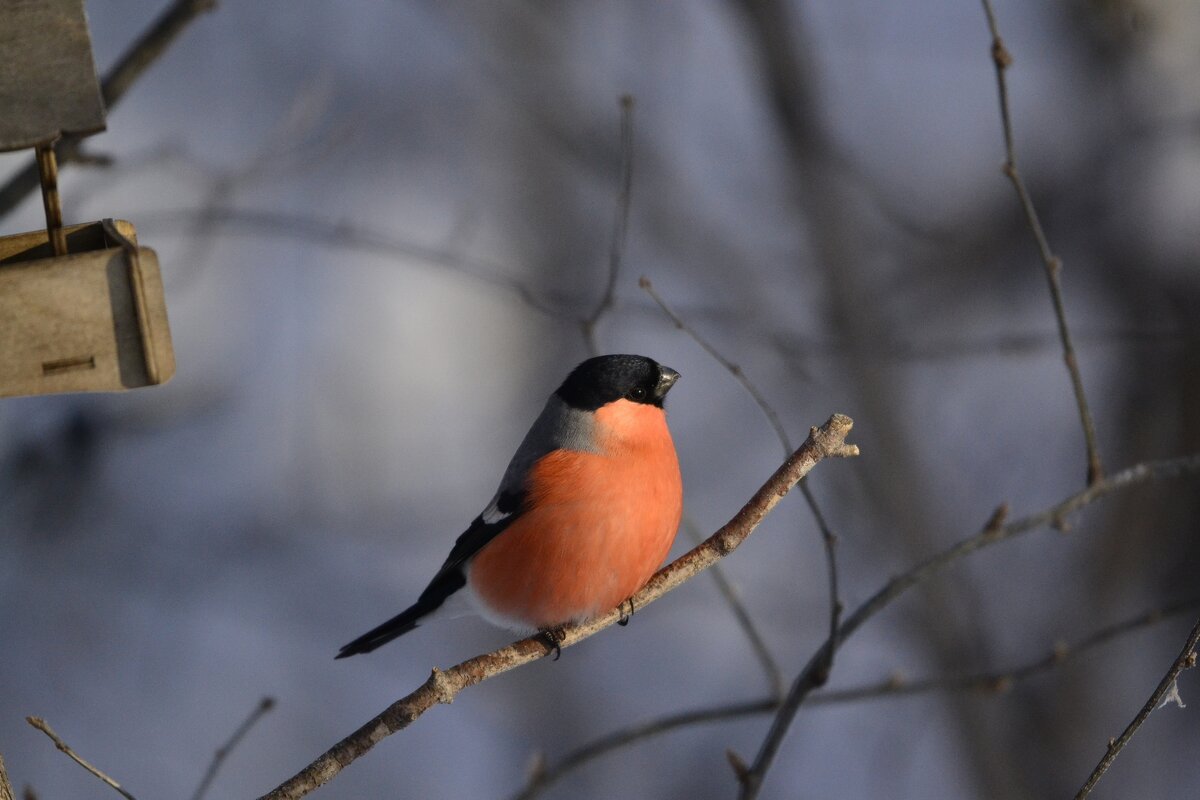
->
[334,490,525,658]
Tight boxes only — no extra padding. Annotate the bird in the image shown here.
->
[336,354,683,659]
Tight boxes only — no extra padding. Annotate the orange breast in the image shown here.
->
[468,401,682,629]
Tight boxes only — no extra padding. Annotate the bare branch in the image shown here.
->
[0,0,218,218]
[25,717,137,800]
[642,276,843,683]
[1073,615,1200,799]
[642,276,793,695]
[977,0,1104,485]
[190,696,275,800]
[579,100,785,696]
[513,699,775,800]
[0,754,15,800]
[511,596,1200,800]
[101,0,217,108]
[820,597,1200,705]
[581,95,635,355]
[739,452,1200,799]
[258,415,859,800]
[641,278,791,450]
[139,207,568,318]
[682,516,784,698]
[771,326,1190,365]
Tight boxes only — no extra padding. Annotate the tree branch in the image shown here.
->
[641,276,843,687]
[25,717,137,800]
[737,452,1200,799]
[640,278,792,451]
[190,697,275,800]
[511,595,1200,799]
[1073,614,1200,799]
[0,754,15,800]
[977,0,1104,485]
[0,0,217,218]
[138,207,570,318]
[579,100,785,695]
[581,94,635,354]
[682,516,784,698]
[257,415,858,800]
[513,700,776,800]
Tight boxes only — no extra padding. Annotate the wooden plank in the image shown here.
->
[0,220,175,397]
[0,0,107,150]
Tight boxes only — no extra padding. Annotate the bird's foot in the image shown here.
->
[617,596,636,626]
[538,625,568,661]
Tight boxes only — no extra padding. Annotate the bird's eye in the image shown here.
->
[627,387,648,401]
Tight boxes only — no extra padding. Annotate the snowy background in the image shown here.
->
[2,1,1199,798]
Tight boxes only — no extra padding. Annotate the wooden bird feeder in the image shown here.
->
[0,0,175,399]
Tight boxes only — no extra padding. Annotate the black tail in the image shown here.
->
[336,567,468,658]
[335,601,434,659]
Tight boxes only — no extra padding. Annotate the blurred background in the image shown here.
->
[2,1,1199,798]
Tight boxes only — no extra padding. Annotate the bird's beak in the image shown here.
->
[654,365,680,400]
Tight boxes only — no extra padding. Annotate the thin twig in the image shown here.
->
[581,94,636,355]
[190,696,276,800]
[643,273,794,695]
[0,0,218,218]
[738,453,1200,799]
[0,754,15,800]
[798,479,841,657]
[772,326,1190,364]
[641,278,790,449]
[258,415,859,800]
[138,207,568,318]
[978,0,1104,486]
[511,596,1200,800]
[1073,615,1200,799]
[683,516,784,698]
[578,99,783,694]
[25,717,137,800]
[513,700,776,800]
[819,597,1200,705]
[642,277,843,673]
[99,0,218,109]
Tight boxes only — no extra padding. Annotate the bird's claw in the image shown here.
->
[538,626,568,660]
[617,597,636,627]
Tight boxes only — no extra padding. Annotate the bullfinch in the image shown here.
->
[336,354,683,658]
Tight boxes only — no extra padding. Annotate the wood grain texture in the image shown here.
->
[0,0,107,150]
[0,220,175,397]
